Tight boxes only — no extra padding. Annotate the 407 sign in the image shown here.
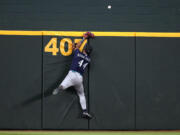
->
[44,38,87,56]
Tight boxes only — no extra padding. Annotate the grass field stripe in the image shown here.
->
[0,131,180,135]
[0,30,180,37]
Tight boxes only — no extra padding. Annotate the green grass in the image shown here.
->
[0,131,180,135]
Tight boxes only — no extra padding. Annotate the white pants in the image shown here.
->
[60,70,87,110]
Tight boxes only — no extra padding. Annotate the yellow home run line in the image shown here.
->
[0,30,180,37]
[0,30,42,36]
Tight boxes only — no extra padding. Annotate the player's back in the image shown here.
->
[70,49,91,75]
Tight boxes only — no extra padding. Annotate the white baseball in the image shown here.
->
[107,5,111,9]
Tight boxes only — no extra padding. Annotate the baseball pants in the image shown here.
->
[59,70,87,110]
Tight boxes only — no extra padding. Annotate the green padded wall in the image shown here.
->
[89,37,135,129]
[136,37,180,129]
[0,36,42,129]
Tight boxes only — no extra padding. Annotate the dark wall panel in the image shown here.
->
[0,36,42,129]
[136,37,180,129]
[89,37,135,129]
[43,36,88,129]
[0,0,180,32]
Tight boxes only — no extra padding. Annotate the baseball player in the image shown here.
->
[52,32,94,119]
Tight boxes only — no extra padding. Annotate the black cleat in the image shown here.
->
[52,88,60,95]
[82,112,93,119]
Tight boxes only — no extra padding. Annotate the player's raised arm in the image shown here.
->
[73,32,95,50]
[72,37,86,50]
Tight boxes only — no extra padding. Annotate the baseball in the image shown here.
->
[107,5,111,9]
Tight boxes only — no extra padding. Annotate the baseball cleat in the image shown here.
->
[52,88,60,95]
[82,112,93,119]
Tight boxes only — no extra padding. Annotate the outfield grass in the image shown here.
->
[0,131,180,135]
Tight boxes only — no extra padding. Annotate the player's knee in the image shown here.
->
[78,91,85,98]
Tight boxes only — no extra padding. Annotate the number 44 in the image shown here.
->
[78,60,88,69]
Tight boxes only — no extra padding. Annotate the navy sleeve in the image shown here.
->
[74,49,80,55]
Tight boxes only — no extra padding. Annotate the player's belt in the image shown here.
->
[70,70,83,76]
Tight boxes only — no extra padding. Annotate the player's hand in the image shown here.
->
[83,33,89,39]
[88,32,95,38]
[83,32,95,39]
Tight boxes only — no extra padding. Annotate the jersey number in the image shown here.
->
[78,60,88,69]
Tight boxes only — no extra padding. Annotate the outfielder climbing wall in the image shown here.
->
[43,36,89,129]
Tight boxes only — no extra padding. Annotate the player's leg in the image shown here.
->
[52,85,64,95]
[52,71,73,95]
[75,84,87,110]
[75,83,92,119]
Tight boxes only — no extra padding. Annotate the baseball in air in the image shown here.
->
[107,5,111,9]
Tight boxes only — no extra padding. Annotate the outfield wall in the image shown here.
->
[0,0,180,130]
[0,32,180,130]
[0,35,42,129]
